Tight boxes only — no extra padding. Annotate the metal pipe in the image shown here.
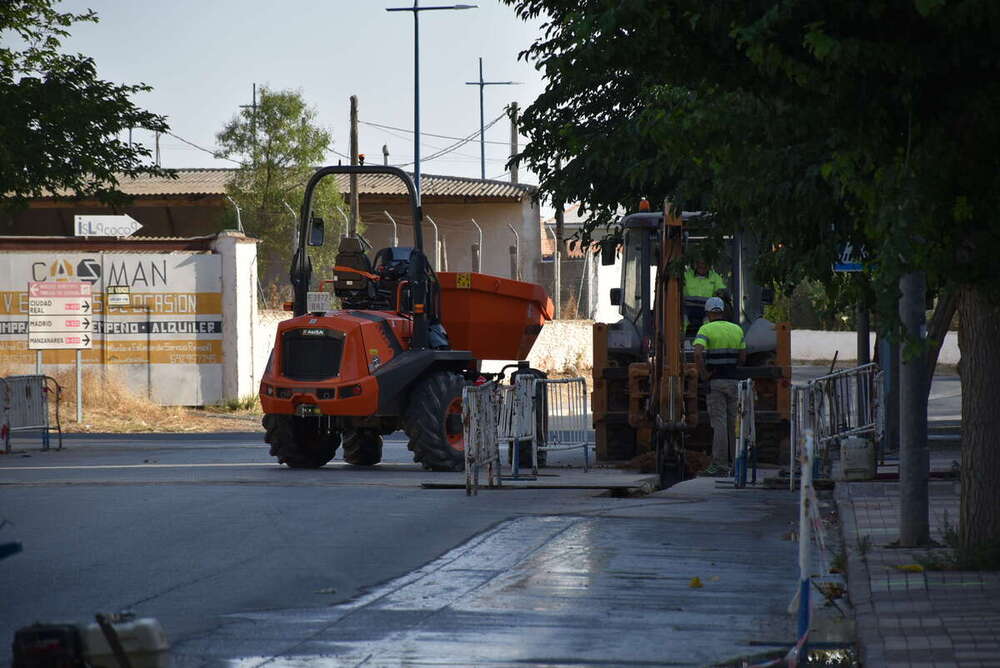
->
[224,195,244,233]
[425,215,440,270]
[383,210,399,246]
[506,222,519,279]
[470,218,483,271]
[282,200,298,253]
[546,224,560,318]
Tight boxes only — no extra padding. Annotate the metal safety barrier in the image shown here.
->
[2,375,62,453]
[789,363,882,484]
[497,374,537,474]
[733,379,756,488]
[809,363,882,446]
[463,381,502,495]
[464,374,592,494]
[532,377,590,473]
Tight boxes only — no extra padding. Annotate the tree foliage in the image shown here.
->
[215,88,347,295]
[504,0,1000,303]
[0,0,171,207]
[504,0,1000,550]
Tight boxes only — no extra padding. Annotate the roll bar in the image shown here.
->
[291,165,430,348]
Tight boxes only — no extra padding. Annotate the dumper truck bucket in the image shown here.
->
[437,272,554,360]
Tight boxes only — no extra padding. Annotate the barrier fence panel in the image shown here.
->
[1,377,9,454]
[463,381,502,496]
[534,377,590,473]
[809,363,881,446]
[789,363,882,482]
[3,375,62,451]
[734,379,755,488]
[499,375,537,475]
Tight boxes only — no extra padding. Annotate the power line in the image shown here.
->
[162,130,243,165]
[332,113,508,169]
[360,118,510,146]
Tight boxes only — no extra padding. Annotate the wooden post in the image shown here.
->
[509,102,519,184]
[349,95,359,236]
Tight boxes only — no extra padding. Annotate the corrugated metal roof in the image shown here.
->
[41,168,535,201]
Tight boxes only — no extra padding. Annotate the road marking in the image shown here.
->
[2,462,280,471]
[0,461,422,472]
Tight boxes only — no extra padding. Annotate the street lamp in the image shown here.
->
[465,57,519,180]
[387,1,477,203]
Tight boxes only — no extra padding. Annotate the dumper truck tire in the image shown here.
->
[263,414,339,469]
[342,429,383,466]
[403,371,466,472]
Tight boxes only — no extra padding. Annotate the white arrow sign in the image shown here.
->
[74,214,143,238]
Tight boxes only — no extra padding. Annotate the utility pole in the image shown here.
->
[552,158,564,319]
[508,102,519,184]
[387,1,477,202]
[349,95,360,236]
[239,83,259,158]
[899,271,929,546]
[465,57,519,180]
[382,144,390,166]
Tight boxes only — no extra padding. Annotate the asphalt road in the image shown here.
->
[0,433,800,667]
[0,368,958,666]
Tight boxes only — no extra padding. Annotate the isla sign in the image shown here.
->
[74,214,143,238]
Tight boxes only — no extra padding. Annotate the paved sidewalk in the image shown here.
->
[836,458,1000,667]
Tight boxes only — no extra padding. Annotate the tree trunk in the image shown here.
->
[926,287,958,377]
[958,285,1000,550]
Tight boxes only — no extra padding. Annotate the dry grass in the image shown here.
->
[1,367,262,433]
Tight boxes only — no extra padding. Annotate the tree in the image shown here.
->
[0,0,170,208]
[504,0,1000,552]
[215,88,348,299]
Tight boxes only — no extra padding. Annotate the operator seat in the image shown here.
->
[333,237,377,308]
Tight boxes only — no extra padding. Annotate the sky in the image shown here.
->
[57,0,548,183]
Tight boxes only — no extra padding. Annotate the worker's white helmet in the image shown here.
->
[705,297,725,312]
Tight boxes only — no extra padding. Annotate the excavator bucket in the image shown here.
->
[438,272,554,360]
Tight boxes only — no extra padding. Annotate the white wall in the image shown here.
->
[212,231,260,400]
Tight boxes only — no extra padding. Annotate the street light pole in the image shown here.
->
[387,1,477,201]
[465,57,519,180]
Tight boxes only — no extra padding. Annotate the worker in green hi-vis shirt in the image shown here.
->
[683,259,727,332]
[693,297,747,476]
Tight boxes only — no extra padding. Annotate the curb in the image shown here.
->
[834,482,883,666]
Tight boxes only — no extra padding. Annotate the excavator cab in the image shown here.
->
[593,204,791,479]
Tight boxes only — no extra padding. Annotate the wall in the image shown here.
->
[0,232,259,405]
[356,197,541,282]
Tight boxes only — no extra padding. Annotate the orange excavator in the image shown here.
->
[259,165,552,470]
[592,200,791,486]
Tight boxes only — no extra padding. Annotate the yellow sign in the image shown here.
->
[456,273,471,289]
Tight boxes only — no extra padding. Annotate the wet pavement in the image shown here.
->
[174,478,800,667]
[1,432,803,667]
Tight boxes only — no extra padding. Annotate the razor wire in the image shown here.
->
[463,381,502,496]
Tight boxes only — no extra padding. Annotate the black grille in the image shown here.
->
[281,329,343,381]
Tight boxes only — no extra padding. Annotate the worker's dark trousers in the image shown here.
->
[707,378,740,466]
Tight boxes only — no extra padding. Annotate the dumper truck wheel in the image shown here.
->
[342,429,383,466]
[403,371,466,472]
[263,414,339,469]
